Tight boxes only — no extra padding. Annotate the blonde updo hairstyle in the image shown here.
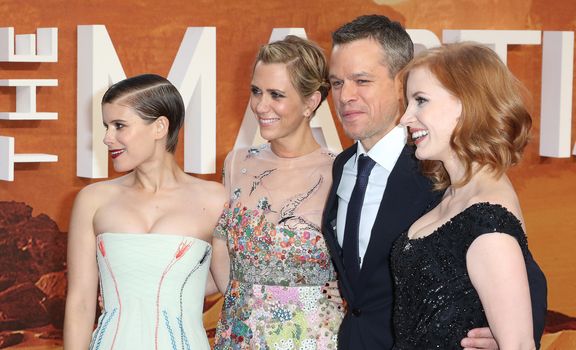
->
[253,35,330,115]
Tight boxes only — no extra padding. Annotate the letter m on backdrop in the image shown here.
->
[76,25,216,178]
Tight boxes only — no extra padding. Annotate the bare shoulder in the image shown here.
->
[69,177,130,236]
[184,175,224,193]
[196,177,226,195]
[73,175,138,220]
[176,177,227,236]
[466,183,525,254]
[74,181,108,207]
[181,175,227,207]
[75,176,127,203]
[466,176,525,226]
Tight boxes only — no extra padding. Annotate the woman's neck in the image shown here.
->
[445,166,496,201]
[269,129,320,158]
[132,152,183,192]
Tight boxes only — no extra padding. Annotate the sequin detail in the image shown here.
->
[214,145,341,349]
[390,202,543,349]
[215,281,341,349]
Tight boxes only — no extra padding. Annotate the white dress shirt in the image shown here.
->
[336,125,407,266]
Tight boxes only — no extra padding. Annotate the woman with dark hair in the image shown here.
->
[211,36,344,349]
[391,43,547,349]
[64,74,225,350]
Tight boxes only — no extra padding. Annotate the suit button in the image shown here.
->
[352,308,361,317]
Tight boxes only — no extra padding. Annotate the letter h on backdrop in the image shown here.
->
[0,27,59,181]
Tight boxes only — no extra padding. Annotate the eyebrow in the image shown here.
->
[410,91,426,98]
[103,119,127,125]
[328,71,373,80]
[351,72,372,79]
[251,84,287,95]
[267,88,286,94]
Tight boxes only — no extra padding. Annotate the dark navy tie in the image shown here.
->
[343,154,376,284]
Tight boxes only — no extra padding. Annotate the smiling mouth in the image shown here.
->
[258,118,280,126]
[411,130,429,144]
[109,149,125,159]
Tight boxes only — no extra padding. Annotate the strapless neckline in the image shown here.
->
[97,232,211,246]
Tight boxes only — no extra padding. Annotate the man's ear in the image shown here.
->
[393,72,407,124]
[155,116,170,140]
[394,72,404,103]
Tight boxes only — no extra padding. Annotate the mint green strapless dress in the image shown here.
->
[90,233,211,350]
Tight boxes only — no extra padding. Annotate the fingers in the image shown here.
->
[467,327,493,338]
[461,327,497,350]
[321,281,346,312]
[460,336,498,350]
[324,280,338,289]
[323,281,340,298]
[321,281,340,299]
[97,294,104,311]
[328,295,344,304]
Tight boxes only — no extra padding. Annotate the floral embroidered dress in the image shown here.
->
[214,144,344,350]
[91,233,211,350]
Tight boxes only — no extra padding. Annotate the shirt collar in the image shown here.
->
[354,125,407,172]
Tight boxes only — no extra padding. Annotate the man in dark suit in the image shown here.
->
[322,15,501,350]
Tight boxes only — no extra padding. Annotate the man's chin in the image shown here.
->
[342,129,364,142]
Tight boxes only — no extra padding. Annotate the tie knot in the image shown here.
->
[357,154,376,177]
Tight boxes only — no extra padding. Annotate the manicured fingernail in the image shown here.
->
[322,289,327,294]
[327,295,332,299]
[325,283,329,286]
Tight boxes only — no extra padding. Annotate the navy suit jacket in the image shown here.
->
[322,143,548,349]
[322,143,441,350]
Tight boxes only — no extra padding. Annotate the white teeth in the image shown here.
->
[411,130,429,140]
[111,150,124,156]
[259,118,279,125]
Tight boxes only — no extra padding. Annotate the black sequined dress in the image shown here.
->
[390,202,547,349]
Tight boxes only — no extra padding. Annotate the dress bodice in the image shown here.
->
[214,145,337,286]
[390,203,546,349]
[91,233,211,350]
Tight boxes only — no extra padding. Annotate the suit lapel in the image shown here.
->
[322,144,357,302]
[323,144,356,246]
[359,145,435,280]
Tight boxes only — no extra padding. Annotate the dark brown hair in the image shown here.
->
[102,74,185,153]
[332,14,413,77]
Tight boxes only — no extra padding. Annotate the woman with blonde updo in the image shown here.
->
[211,35,344,349]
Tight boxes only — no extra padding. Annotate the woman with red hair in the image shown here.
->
[392,42,547,350]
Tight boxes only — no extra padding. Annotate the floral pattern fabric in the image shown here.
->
[214,145,343,349]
